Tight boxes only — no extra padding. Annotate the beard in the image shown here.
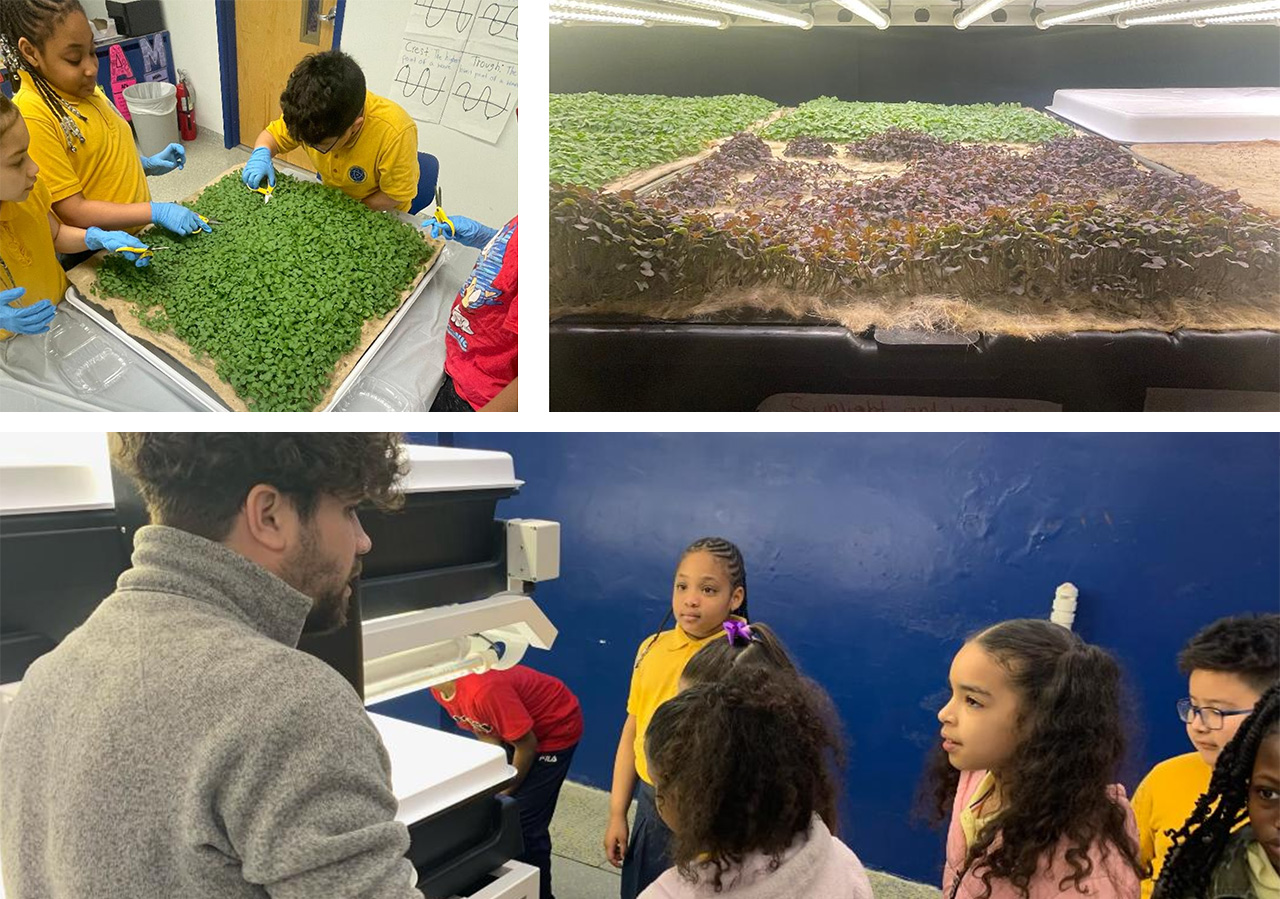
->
[283,524,361,635]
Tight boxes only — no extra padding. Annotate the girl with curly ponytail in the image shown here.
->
[926,618,1145,899]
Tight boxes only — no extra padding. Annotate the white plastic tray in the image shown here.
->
[1047,87,1280,143]
[368,712,515,826]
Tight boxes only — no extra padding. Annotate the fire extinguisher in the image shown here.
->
[176,70,197,141]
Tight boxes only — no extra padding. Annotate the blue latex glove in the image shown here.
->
[0,287,57,335]
[140,142,186,175]
[425,215,497,250]
[151,202,212,236]
[84,227,151,267]
[242,147,277,189]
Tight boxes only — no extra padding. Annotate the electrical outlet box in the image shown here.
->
[506,520,560,582]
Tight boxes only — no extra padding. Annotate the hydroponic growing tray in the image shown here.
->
[65,164,445,412]
[549,319,1280,411]
[1047,88,1280,144]
[550,94,1280,410]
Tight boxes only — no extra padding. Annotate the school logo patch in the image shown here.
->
[348,166,367,183]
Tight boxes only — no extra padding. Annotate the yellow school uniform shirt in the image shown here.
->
[267,91,419,212]
[0,178,70,341]
[1133,751,1214,899]
[14,84,150,220]
[627,620,742,785]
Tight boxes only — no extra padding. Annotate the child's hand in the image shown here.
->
[603,814,629,868]
[140,143,186,175]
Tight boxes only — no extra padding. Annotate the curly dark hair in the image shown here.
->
[645,668,844,892]
[0,0,90,150]
[279,50,366,146]
[682,621,797,687]
[1178,613,1280,694]
[919,619,1145,899]
[1152,684,1280,899]
[109,433,406,541]
[636,536,750,670]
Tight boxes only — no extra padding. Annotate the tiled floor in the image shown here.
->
[546,781,941,899]
[145,129,250,203]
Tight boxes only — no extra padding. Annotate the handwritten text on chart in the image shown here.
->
[393,41,463,122]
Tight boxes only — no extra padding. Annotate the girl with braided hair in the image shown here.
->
[605,536,750,899]
[1,92,149,339]
[925,619,1144,899]
[1,0,209,239]
[1152,684,1280,899]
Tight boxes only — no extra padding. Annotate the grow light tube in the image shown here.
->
[832,0,891,27]
[551,8,647,22]
[1204,7,1280,17]
[1119,0,1280,23]
[552,0,726,25]
[1036,0,1182,27]
[955,0,1013,27]
[661,0,814,27]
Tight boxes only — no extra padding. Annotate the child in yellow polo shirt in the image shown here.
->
[243,51,419,213]
[0,94,147,340]
[604,537,750,899]
[0,0,211,238]
[1134,613,1280,897]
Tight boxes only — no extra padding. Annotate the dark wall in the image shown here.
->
[551,25,1280,109]
[414,433,1279,882]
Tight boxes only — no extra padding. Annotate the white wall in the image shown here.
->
[340,0,517,225]
[158,0,224,134]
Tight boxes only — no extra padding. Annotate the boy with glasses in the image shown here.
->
[243,51,419,213]
[1133,613,1280,897]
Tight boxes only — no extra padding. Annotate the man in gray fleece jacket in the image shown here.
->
[0,433,424,898]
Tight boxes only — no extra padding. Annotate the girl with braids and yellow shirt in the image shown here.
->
[604,537,750,899]
[0,93,147,339]
[0,0,210,239]
[1153,685,1280,899]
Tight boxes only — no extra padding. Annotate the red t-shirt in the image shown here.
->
[445,217,517,409]
[431,663,582,752]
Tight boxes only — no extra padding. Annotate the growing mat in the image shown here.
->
[67,167,442,411]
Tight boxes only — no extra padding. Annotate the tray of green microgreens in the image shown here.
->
[79,170,439,412]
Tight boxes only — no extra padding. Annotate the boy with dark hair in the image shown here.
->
[243,51,419,213]
[0,433,425,897]
[1134,613,1280,897]
[430,664,582,899]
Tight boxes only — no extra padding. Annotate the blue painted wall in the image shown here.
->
[406,433,1280,882]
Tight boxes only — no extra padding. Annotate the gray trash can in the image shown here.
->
[121,81,180,157]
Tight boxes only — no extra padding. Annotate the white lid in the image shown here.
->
[368,711,515,825]
[0,440,519,516]
[400,445,522,494]
[0,434,115,516]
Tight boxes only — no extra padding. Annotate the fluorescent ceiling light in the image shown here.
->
[833,0,891,27]
[1203,6,1274,16]
[551,8,647,23]
[1120,0,1280,23]
[662,0,814,27]
[1037,0,1181,26]
[955,0,1014,27]
[552,0,725,25]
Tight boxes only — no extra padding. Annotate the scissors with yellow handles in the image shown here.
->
[112,244,172,260]
[249,184,274,203]
[433,187,454,236]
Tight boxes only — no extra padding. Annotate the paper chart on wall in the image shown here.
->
[395,0,517,144]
